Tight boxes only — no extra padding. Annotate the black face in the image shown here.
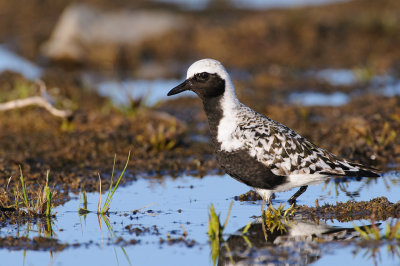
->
[167,72,225,100]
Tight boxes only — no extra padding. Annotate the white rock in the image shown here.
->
[41,4,183,61]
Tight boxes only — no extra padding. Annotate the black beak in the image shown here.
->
[167,80,190,96]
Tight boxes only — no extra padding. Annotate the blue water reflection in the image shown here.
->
[0,171,399,265]
[0,46,42,80]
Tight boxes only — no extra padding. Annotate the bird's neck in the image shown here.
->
[202,96,224,145]
[202,88,240,148]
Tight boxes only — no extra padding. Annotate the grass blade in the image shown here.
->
[19,166,29,209]
[97,173,102,214]
[222,201,233,230]
[101,151,130,213]
[83,190,87,210]
[46,186,52,216]
[242,220,252,235]
[104,154,117,209]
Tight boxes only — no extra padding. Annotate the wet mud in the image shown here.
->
[297,196,400,222]
[0,236,67,251]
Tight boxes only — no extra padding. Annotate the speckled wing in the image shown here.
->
[233,105,378,177]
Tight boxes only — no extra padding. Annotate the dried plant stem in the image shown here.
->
[261,195,268,242]
[97,173,102,214]
[0,80,72,118]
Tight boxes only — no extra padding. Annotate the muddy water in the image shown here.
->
[1,171,399,266]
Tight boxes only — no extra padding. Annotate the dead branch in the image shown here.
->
[0,80,72,118]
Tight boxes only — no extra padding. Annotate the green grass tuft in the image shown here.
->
[16,167,54,217]
[208,202,233,266]
[99,151,130,214]
[263,203,296,234]
[78,151,131,215]
[19,166,30,209]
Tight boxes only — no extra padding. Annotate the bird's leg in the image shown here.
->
[260,195,268,242]
[261,194,273,215]
[288,186,308,205]
[261,195,266,217]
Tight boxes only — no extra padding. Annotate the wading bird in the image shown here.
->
[168,59,379,204]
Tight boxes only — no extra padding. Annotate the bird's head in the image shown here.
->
[168,59,233,100]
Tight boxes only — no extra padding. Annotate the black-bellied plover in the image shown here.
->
[167,59,379,204]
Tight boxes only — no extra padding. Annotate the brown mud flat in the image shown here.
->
[297,197,400,222]
[235,190,263,201]
[159,236,197,248]
[235,192,400,222]
[0,235,141,251]
[0,236,67,251]
[0,206,56,224]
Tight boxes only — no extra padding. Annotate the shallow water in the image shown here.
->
[1,171,399,266]
[288,91,350,106]
[92,68,400,108]
[96,78,190,107]
[309,69,359,86]
[0,46,42,80]
[372,75,400,97]
[289,68,400,106]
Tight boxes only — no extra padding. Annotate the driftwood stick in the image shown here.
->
[0,80,72,118]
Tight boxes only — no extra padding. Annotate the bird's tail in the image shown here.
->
[345,161,380,178]
[320,160,380,178]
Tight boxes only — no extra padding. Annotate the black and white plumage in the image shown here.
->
[167,59,379,203]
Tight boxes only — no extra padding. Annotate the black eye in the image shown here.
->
[196,72,209,81]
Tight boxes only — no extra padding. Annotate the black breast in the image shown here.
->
[215,149,287,190]
[201,93,287,190]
